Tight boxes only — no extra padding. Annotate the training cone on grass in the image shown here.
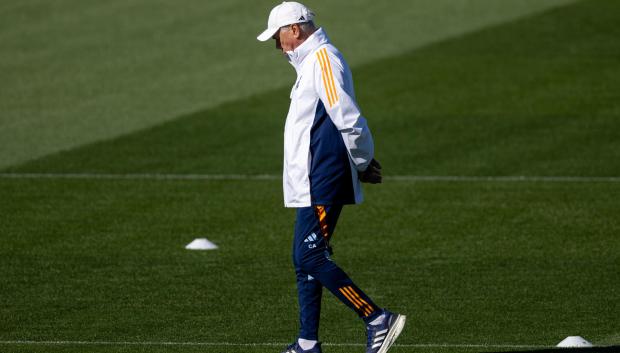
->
[556,336,593,348]
[185,238,218,250]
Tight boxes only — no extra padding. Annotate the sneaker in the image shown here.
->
[281,341,322,353]
[366,310,406,353]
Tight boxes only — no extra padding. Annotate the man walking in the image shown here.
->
[257,2,406,353]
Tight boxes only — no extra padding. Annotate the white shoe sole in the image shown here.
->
[377,314,406,353]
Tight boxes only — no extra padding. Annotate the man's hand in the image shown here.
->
[359,158,382,184]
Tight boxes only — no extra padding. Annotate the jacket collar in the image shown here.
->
[287,27,330,72]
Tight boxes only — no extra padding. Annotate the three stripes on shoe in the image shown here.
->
[371,328,389,349]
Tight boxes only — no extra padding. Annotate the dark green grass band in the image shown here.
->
[1,172,620,182]
[2,179,618,345]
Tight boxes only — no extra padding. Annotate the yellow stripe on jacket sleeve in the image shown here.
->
[320,48,339,105]
[316,51,333,107]
[316,48,338,107]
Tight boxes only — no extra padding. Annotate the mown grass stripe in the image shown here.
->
[0,340,551,348]
[1,1,579,170]
[1,173,619,183]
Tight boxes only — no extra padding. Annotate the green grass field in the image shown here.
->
[1,0,619,352]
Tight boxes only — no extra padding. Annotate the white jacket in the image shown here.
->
[283,28,374,208]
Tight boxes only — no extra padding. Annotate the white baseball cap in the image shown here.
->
[257,2,315,42]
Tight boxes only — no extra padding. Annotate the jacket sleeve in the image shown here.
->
[313,48,374,172]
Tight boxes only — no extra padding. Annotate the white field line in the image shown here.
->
[0,340,550,349]
[1,172,620,183]
[0,172,277,181]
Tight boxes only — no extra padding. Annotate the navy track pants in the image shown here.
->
[293,205,381,340]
